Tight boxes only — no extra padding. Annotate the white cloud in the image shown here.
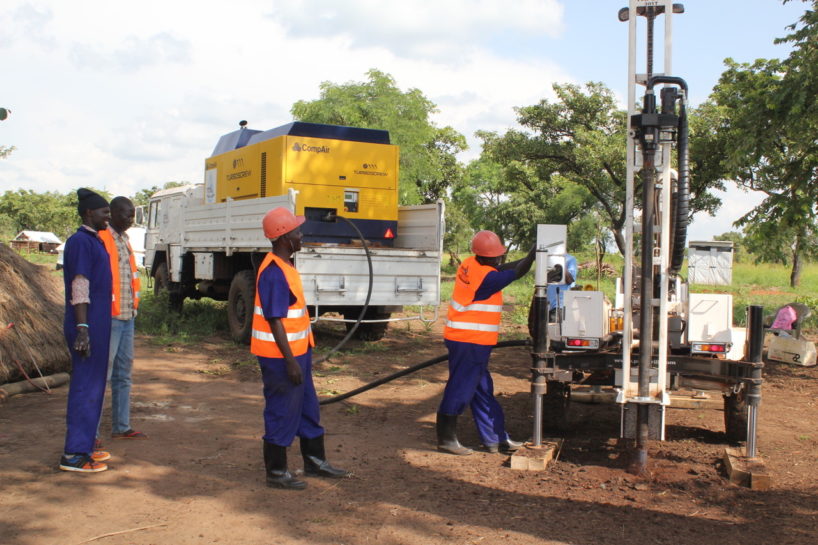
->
[0,3,55,49]
[0,0,775,241]
[688,184,765,241]
[70,33,191,72]
[272,0,565,59]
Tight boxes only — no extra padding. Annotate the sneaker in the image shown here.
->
[59,454,107,473]
[91,450,111,462]
[111,429,147,439]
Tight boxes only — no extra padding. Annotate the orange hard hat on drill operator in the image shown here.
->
[262,207,305,239]
[471,230,506,258]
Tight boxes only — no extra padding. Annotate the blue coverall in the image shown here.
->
[439,268,518,447]
[62,227,112,456]
[256,263,323,446]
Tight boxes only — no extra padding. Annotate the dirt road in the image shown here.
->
[1,323,817,545]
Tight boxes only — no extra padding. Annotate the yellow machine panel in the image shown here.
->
[204,133,399,221]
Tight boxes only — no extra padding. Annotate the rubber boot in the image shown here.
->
[485,438,523,454]
[436,413,473,455]
[263,441,306,490]
[300,435,351,478]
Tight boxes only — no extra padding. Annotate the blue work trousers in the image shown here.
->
[438,339,510,446]
[258,349,324,446]
[64,329,110,456]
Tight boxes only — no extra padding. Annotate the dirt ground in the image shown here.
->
[1,314,817,545]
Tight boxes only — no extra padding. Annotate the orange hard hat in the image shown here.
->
[471,230,506,257]
[262,207,305,239]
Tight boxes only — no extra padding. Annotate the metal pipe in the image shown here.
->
[635,97,658,472]
[530,286,549,447]
[746,305,764,457]
[646,8,655,81]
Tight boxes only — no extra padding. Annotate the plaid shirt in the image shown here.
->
[110,228,137,320]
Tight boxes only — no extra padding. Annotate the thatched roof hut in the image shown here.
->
[0,242,70,385]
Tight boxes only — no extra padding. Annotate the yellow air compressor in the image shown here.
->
[204,121,400,245]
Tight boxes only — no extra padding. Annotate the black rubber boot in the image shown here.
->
[300,435,351,478]
[436,413,473,455]
[263,441,306,490]
[484,438,523,454]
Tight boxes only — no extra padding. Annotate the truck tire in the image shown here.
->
[228,270,256,344]
[153,262,183,312]
[344,309,390,341]
[724,384,748,443]
[542,380,572,433]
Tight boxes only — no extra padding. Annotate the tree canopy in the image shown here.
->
[291,69,466,205]
[700,0,818,286]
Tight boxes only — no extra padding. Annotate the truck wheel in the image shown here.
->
[542,380,571,433]
[153,262,183,312]
[228,270,256,344]
[344,309,390,341]
[724,384,748,443]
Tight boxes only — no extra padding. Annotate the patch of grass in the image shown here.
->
[344,404,359,415]
[136,292,228,343]
[19,251,59,267]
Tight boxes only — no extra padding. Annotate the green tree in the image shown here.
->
[704,1,818,286]
[291,69,466,205]
[477,83,630,253]
[481,83,725,255]
[0,187,111,240]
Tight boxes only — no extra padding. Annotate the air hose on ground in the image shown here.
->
[319,339,530,405]
[312,213,374,364]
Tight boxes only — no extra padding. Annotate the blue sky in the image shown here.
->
[0,0,809,240]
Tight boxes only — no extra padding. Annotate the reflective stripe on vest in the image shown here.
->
[449,300,504,313]
[445,320,500,332]
[444,256,504,346]
[254,306,307,319]
[250,253,315,358]
[98,228,141,317]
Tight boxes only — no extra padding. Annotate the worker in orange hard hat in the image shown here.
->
[437,230,536,455]
[251,207,350,490]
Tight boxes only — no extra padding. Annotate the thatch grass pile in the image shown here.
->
[0,243,70,385]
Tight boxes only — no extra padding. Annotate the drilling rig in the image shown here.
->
[527,0,765,475]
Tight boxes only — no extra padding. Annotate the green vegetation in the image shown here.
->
[291,69,466,206]
[135,292,229,344]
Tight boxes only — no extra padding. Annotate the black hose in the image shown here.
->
[313,214,374,364]
[670,98,689,275]
[319,339,530,405]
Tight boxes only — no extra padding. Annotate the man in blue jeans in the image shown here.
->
[98,197,146,442]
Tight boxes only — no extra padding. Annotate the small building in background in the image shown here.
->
[9,231,62,253]
[688,240,734,286]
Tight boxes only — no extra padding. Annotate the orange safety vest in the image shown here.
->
[250,253,315,358]
[99,228,141,317]
[444,256,504,346]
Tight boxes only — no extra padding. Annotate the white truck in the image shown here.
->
[144,184,443,342]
